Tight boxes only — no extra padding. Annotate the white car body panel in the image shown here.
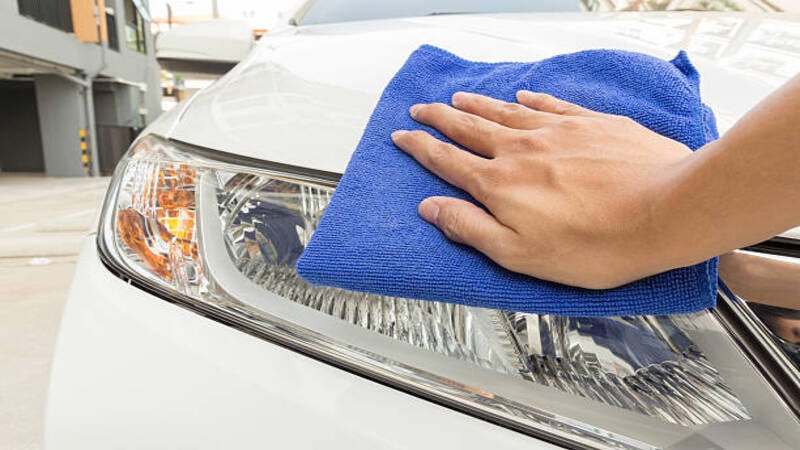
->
[46,238,558,450]
[166,13,797,174]
[46,10,800,449]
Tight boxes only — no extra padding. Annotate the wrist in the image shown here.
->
[639,151,709,274]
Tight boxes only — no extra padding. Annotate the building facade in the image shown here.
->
[0,0,161,176]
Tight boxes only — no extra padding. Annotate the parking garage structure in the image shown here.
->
[0,0,160,176]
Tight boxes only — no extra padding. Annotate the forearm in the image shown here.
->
[654,75,800,269]
[719,251,800,310]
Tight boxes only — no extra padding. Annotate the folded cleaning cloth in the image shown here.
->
[296,45,718,317]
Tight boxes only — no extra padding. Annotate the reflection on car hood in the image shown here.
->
[165,12,800,173]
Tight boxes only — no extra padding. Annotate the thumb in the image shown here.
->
[419,196,516,259]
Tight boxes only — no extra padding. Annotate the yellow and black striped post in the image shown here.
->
[79,128,92,176]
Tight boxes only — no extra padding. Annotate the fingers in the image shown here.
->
[450,92,557,130]
[392,130,487,196]
[412,92,595,139]
[409,102,507,157]
[418,196,517,261]
[516,91,595,116]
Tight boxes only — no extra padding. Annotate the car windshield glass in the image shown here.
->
[295,0,750,26]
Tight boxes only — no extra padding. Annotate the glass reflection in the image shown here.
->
[719,250,800,367]
[216,172,750,426]
[504,312,750,425]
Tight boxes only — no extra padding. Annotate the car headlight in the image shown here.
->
[99,135,800,449]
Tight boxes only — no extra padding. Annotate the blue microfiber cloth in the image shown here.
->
[296,45,718,317]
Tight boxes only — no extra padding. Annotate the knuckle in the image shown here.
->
[439,207,466,241]
[540,158,561,186]
[538,94,559,110]
[554,102,574,115]
[455,113,479,131]
[405,130,428,140]
[425,142,451,168]
[416,103,443,120]
[563,102,584,115]
[532,92,555,103]
[472,186,495,207]
[512,131,544,152]
[546,97,582,116]
[615,114,637,126]
[395,130,420,147]
[428,102,450,115]
[489,237,519,268]
[486,161,509,183]
[458,93,478,108]
[403,130,429,147]
[487,231,527,269]
[557,116,584,130]
[498,102,524,121]
[470,167,499,205]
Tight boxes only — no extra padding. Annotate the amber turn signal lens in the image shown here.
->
[116,165,199,282]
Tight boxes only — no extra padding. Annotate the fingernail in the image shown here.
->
[409,104,423,118]
[391,130,408,141]
[418,199,440,224]
[451,91,467,107]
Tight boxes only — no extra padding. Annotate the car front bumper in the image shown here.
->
[44,236,557,450]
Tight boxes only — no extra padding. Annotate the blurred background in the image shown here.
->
[0,0,297,178]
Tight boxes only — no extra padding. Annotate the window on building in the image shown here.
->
[17,0,73,33]
[124,0,146,53]
[106,6,120,51]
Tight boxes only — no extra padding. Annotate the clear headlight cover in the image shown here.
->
[99,136,800,450]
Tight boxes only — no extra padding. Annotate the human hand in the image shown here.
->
[391,91,694,289]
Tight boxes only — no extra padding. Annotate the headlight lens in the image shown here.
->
[99,135,800,449]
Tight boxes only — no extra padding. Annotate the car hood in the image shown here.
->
[161,12,800,174]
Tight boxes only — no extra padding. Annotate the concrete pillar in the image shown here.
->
[33,74,89,177]
[144,66,162,124]
[93,81,141,173]
[142,2,163,126]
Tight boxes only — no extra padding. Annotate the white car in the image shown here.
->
[46,2,800,449]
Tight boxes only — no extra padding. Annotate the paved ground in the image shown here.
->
[0,174,110,450]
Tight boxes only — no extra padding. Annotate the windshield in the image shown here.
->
[295,0,751,26]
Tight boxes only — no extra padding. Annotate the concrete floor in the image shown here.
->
[0,174,110,450]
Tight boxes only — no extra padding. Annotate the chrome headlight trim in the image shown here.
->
[713,284,800,418]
